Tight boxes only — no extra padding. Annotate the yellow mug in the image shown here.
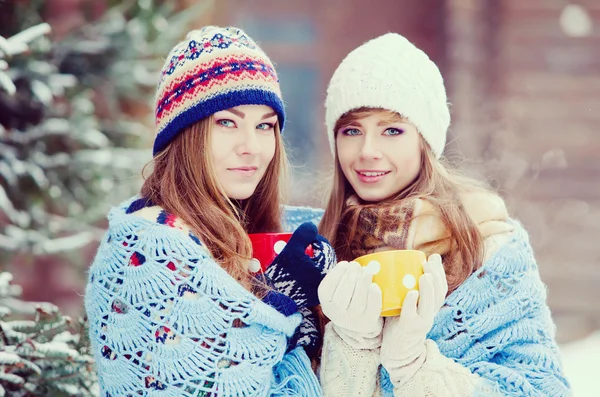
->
[354,250,426,317]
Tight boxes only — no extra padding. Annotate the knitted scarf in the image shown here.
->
[343,191,515,291]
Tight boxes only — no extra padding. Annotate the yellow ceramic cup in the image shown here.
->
[354,250,426,317]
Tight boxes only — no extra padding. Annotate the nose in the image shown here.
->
[237,128,261,155]
[359,135,382,160]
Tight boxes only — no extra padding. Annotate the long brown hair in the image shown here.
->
[319,107,492,294]
[141,116,288,293]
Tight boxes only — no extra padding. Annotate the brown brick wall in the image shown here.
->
[449,0,600,342]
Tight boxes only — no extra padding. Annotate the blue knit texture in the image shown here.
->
[379,221,571,396]
[85,198,322,396]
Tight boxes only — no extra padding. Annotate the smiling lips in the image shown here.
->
[355,169,390,183]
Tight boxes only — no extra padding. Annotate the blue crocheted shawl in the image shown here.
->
[85,198,324,397]
[380,220,571,396]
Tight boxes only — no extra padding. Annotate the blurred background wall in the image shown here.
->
[212,0,600,345]
[3,0,599,368]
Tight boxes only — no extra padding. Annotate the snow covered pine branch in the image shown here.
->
[0,272,97,397]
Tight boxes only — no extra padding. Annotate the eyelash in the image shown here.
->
[256,122,275,131]
[340,128,361,136]
[384,128,404,136]
[217,119,235,128]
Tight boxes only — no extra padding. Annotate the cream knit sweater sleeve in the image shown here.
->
[320,324,503,397]
[320,322,381,396]
[391,340,503,396]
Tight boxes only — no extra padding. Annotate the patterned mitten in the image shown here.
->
[310,233,337,276]
[287,307,322,359]
[265,222,336,309]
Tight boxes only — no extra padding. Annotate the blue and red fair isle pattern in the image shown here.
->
[153,27,285,155]
[155,56,278,122]
[159,32,259,82]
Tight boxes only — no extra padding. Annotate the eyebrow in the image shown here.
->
[261,111,277,120]
[340,120,401,129]
[225,109,245,118]
[377,119,404,126]
[223,109,277,120]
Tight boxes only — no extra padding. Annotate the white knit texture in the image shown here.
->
[319,327,502,397]
[325,33,450,158]
[320,323,381,397]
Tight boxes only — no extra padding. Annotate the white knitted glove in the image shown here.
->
[318,261,383,349]
[380,254,448,387]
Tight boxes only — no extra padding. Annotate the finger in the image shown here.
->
[424,254,446,309]
[423,254,440,274]
[417,273,435,318]
[427,253,442,267]
[349,268,375,313]
[314,233,331,246]
[400,290,419,318]
[318,261,350,303]
[366,283,383,317]
[333,261,362,310]
[429,256,448,308]
[288,222,318,248]
[423,260,432,276]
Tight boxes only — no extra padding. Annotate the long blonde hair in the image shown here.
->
[141,116,288,294]
[319,107,493,293]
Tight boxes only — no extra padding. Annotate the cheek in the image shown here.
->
[209,130,227,161]
[336,151,354,180]
[400,148,421,177]
[261,135,277,162]
[336,141,355,169]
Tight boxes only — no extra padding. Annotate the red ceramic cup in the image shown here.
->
[249,232,314,272]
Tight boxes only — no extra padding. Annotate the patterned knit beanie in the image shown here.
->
[325,33,450,159]
[153,26,285,156]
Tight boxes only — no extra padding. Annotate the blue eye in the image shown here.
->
[257,123,274,131]
[384,128,403,136]
[341,128,361,136]
[217,119,235,128]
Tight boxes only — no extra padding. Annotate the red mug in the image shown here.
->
[248,232,314,272]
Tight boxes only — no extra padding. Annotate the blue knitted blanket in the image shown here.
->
[85,198,323,396]
[380,220,571,396]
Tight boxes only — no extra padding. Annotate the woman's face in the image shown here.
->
[210,104,278,200]
[336,112,422,202]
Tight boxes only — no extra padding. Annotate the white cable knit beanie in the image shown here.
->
[325,33,450,159]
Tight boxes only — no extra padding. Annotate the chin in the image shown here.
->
[355,191,385,203]
[226,188,257,201]
[354,188,398,203]
[228,192,254,201]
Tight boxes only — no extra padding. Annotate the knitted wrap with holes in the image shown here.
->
[379,220,570,396]
[84,197,324,397]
